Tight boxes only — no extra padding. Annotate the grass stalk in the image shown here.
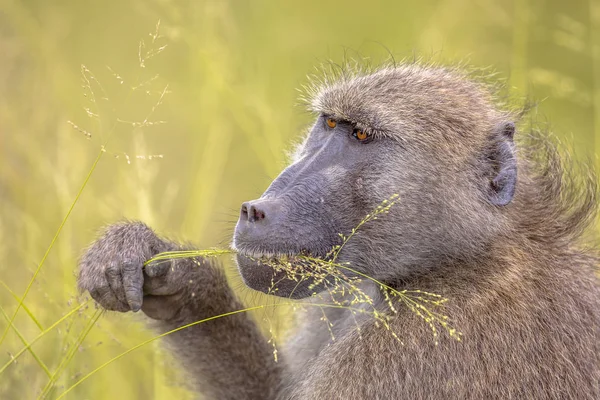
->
[143,194,460,346]
[38,309,103,399]
[0,150,104,348]
[54,302,369,400]
[0,280,43,331]
[0,304,51,377]
[0,300,90,376]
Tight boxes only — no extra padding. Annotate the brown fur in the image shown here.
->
[283,64,600,399]
[79,63,600,399]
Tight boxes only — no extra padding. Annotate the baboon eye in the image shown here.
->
[326,118,337,129]
[352,128,371,143]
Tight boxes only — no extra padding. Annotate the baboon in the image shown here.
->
[78,64,600,399]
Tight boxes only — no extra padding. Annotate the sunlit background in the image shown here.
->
[0,0,598,398]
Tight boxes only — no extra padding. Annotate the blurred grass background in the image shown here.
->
[0,0,598,398]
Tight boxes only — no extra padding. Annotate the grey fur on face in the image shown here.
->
[233,65,520,292]
[78,63,600,399]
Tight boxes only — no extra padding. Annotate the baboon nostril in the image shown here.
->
[240,202,266,223]
[249,205,266,222]
[241,204,249,220]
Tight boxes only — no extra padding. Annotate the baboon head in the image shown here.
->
[233,65,517,298]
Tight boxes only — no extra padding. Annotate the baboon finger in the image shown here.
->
[122,261,144,312]
[105,263,128,308]
[90,285,128,312]
[144,260,170,278]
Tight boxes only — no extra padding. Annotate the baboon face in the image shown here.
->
[233,115,400,298]
[233,67,517,298]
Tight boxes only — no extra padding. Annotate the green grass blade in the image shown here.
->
[54,302,360,400]
[0,300,90,376]
[144,249,233,266]
[38,309,103,400]
[0,280,43,330]
[0,303,51,377]
[0,150,104,348]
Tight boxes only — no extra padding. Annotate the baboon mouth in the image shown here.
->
[233,249,321,299]
[236,250,293,260]
[232,243,321,261]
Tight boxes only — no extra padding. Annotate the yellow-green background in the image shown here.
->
[0,0,598,398]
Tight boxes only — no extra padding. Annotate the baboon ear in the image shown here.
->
[486,122,517,206]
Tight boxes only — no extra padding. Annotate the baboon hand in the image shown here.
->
[78,221,185,316]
